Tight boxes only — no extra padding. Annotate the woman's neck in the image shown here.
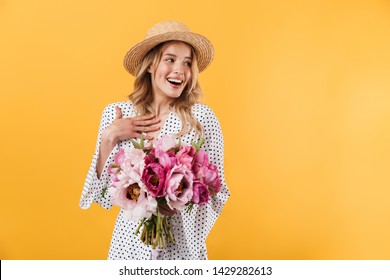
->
[151,97,172,117]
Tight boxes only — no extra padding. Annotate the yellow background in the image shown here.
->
[1,0,390,259]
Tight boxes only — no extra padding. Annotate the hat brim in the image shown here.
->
[124,31,214,76]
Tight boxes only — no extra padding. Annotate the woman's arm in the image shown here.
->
[96,106,160,178]
[80,104,160,209]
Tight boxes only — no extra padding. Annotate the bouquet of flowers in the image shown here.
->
[102,135,221,249]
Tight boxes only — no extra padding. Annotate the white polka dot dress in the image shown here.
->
[80,102,230,260]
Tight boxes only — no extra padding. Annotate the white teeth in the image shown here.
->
[167,78,183,84]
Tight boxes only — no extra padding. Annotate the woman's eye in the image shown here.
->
[184,61,192,67]
[166,58,174,63]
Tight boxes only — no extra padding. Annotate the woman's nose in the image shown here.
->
[173,65,184,75]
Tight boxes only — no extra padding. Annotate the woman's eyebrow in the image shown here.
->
[163,53,192,60]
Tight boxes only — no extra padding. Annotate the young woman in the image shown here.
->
[80,21,230,260]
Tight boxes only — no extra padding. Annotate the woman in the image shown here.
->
[80,21,230,260]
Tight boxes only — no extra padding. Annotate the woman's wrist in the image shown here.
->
[96,128,118,179]
[101,127,118,148]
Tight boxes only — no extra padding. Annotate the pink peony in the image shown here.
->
[153,135,177,152]
[176,145,196,170]
[142,147,179,198]
[142,162,168,198]
[121,148,145,180]
[112,148,145,189]
[107,165,117,175]
[111,174,120,183]
[114,148,126,165]
[165,165,194,211]
[108,182,157,221]
[192,150,210,174]
[144,148,177,170]
[105,136,223,250]
[192,181,210,205]
[192,149,221,195]
[202,164,221,195]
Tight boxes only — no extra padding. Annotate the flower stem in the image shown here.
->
[151,224,156,249]
[140,225,146,241]
[135,218,146,235]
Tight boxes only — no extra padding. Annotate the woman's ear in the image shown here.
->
[147,65,153,74]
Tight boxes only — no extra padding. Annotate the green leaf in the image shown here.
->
[130,139,142,149]
[156,197,167,204]
[186,201,194,214]
[197,138,205,149]
[140,134,145,149]
[176,138,181,152]
[191,138,205,152]
[146,222,153,231]
[101,187,108,198]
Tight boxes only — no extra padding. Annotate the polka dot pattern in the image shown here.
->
[80,101,230,260]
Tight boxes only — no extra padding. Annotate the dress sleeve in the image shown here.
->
[79,104,120,210]
[183,105,230,258]
[201,106,230,232]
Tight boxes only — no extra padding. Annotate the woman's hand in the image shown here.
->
[96,106,160,178]
[102,106,161,145]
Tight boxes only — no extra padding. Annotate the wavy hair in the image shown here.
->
[128,41,203,138]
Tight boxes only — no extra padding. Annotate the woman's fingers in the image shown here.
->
[133,114,156,121]
[135,119,160,127]
[132,115,161,132]
[136,124,161,132]
[111,111,163,141]
[114,106,123,120]
[133,116,160,126]
[132,132,154,141]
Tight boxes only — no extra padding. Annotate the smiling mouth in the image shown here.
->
[167,78,184,86]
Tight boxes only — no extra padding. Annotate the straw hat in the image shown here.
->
[123,21,214,76]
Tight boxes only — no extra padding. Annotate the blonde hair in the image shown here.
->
[128,41,203,137]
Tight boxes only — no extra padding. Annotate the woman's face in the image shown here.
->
[148,41,192,102]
